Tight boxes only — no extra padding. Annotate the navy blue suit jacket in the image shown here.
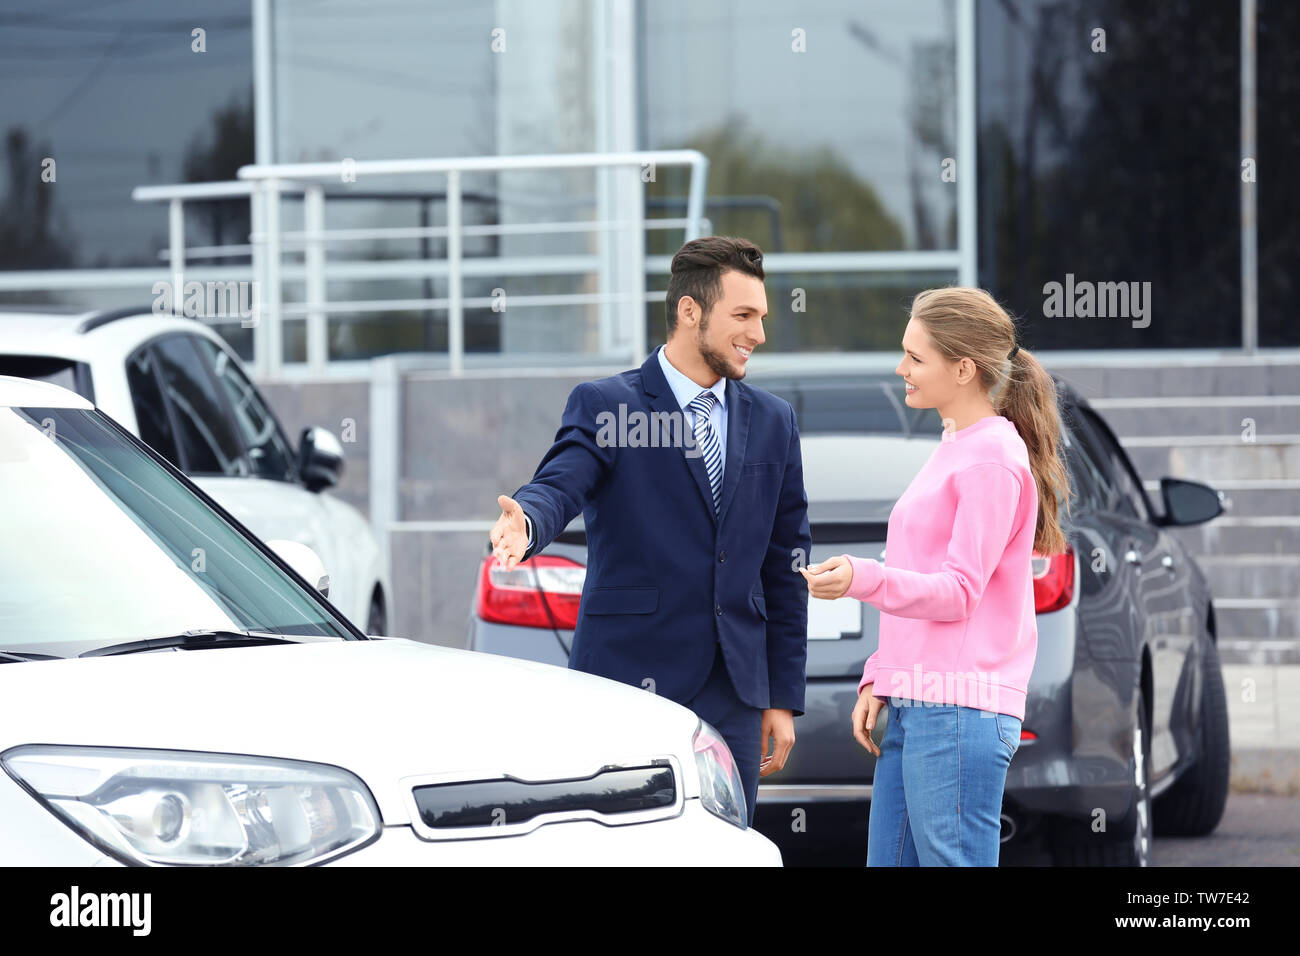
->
[511,350,812,716]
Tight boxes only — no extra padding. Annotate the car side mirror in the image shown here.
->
[266,538,330,597]
[297,426,344,493]
[1158,477,1224,527]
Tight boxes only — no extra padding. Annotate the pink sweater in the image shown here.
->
[846,415,1039,720]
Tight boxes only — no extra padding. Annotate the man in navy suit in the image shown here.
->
[491,236,810,827]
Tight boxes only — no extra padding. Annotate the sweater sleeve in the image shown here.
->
[841,463,1022,622]
[858,650,881,697]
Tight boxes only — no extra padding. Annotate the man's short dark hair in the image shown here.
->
[665,236,765,336]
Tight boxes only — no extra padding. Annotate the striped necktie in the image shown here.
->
[688,390,722,513]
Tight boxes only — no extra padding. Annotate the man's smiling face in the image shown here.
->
[695,269,768,380]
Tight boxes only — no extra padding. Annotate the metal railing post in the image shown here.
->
[304,183,328,372]
[1241,0,1258,354]
[685,154,708,241]
[630,169,647,364]
[249,181,267,376]
[168,198,185,315]
[446,169,464,376]
[957,0,977,288]
[370,354,402,629]
[264,177,283,376]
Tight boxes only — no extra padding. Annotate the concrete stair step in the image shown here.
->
[1211,485,1300,519]
[1125,440,1300,481]
[1210,601,1300,641]
[1166,518,1300,556]
[1195,554,1300,599]
[1217,637,1300,665]
[1048,355,1300,400]
[1092,397,1300,438]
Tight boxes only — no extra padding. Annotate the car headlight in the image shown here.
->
[692,719,747,829]
[1,746,381,866]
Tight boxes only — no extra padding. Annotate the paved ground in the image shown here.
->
[772,785,1300,867]
[996,790,1300,866]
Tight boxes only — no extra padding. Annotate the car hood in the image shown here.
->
[0,638,702,825]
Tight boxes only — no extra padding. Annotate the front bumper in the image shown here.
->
[331,800,781,865]
[38,798,781,867]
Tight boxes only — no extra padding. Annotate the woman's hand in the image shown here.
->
[799,554,854,600]
[852,683,887,756]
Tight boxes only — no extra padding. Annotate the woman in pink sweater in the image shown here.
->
[801,287,1072,866]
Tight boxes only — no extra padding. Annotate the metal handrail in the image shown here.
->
[133,150,710,377]
[237,151,709,376]
[127,151,970,379]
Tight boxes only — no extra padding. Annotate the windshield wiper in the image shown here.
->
[0,651,64,664]
[79,629,303,658]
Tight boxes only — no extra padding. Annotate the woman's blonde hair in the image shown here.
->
[910,286,1071,556]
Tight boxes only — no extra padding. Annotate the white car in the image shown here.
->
[0,376,778,866]
[0,307,388,634]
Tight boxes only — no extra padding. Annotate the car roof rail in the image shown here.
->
[77,305,169,334]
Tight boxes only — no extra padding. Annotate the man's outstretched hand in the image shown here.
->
[491,494,528,571]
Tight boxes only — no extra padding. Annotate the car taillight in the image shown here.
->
[1031,544,1075,613]
[475,554,586,630]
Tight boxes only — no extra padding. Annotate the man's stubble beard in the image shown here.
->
[695,313,745,380]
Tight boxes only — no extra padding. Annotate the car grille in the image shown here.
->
[406,759,682,840]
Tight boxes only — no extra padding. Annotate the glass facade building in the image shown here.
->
[1,0,1295,367]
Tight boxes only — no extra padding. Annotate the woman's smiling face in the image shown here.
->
[896,317,952,408]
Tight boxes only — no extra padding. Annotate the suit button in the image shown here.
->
[715,604,722,616]
[718,550,727,563]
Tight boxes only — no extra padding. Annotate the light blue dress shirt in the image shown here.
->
[655,343,728,477]
[522,345,728,550]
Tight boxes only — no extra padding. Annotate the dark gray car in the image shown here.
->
[469,374,1230,866]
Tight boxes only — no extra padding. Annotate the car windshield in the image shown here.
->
[0,405,356,656]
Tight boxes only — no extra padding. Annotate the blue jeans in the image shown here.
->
[866,695,1021,866]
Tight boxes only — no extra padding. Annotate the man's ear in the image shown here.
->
[677,295,698,329]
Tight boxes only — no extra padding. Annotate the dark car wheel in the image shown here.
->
[366,589,387,636]
[1153,636,1230,836]
[1049,686,1152,866]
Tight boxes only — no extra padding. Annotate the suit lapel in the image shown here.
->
[716,378,751,525]
[641,350,718,527]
